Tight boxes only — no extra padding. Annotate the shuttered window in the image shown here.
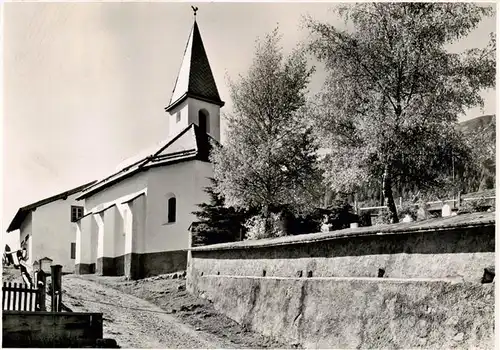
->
[71,206,84,222]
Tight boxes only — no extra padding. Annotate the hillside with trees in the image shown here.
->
[457,114,496,193]
[347,114,496,209]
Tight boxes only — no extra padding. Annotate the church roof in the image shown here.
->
[76,123,218,200]
[165,20,224,112]
[6,180,97,232]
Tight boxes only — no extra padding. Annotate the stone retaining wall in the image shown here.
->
[187,212,495,348]
[192,275,494,349]
[188,213,495,282]
[2,311,103,348]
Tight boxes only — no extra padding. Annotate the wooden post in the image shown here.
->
[37,271,46,311]
[457,191,462,209]
[51,265,62,312]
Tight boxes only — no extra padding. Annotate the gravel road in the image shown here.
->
[62,275,228,349]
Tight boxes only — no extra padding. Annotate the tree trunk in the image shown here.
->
[383,164,399,223]
[278,211,289,236]
[262,204,272,236]
[380,180,385,206]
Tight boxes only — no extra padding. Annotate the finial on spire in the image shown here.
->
[191,6,198,18]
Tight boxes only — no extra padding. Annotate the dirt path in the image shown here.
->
[3,266,285,348]
[78,273,287,349]
[61,275,230,349]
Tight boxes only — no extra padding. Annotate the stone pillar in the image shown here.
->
[75,215,93,274]
[114,206,125,276]
[125,195,146,279]
[102,206,117,276]
[90,215,98,273]
[95,210,116,276]
[123,202,136,280]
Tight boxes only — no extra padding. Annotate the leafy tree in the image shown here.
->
[305,3,495,223]
[210,28,324,237]
[191,178,253,246]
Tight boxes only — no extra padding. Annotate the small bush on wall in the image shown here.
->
[244,213,286,240]
[284,209,325,235]
[358,211,373,227]
[459,197,492,214]
[398,202,418,221]
[373,209,393,225]
[325,200,359,230]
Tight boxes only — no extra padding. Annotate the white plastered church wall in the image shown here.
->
[146,160,213,254]
[144,161,198,253]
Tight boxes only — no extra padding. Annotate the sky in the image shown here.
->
[2,2,497,244]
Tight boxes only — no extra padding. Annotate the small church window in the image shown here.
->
[167,196,176,223]
[198,110,210,134]
[71,206,84,222]
[176,111,181,123]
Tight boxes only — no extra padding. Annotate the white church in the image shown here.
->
[73,16,224,279]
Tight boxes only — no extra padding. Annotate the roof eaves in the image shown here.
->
[76,166,146,200]
[77,158,151,200]
[143,154,198,170]
[6,209,30,233]
[6,180,97,232]
[121,192,146,204]
[165,93,188,113]
[165,92,224,113]
[93,203,117,215]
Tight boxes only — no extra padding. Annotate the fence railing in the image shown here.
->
[2,282,42,311]
[357,194,495,213]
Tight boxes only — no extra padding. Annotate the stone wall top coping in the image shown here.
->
[190,212,495,252]
[199,274,469,284]
[2,311,103,316]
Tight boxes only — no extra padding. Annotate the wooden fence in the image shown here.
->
[356,194,495,214]
[2,282,42,312]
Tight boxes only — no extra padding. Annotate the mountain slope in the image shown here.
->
[458,115,496,192]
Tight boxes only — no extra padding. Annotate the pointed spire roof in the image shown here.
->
[166,18,224,112]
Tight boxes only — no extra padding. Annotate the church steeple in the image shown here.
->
[166,16,224,112]
[165,11,224,142]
